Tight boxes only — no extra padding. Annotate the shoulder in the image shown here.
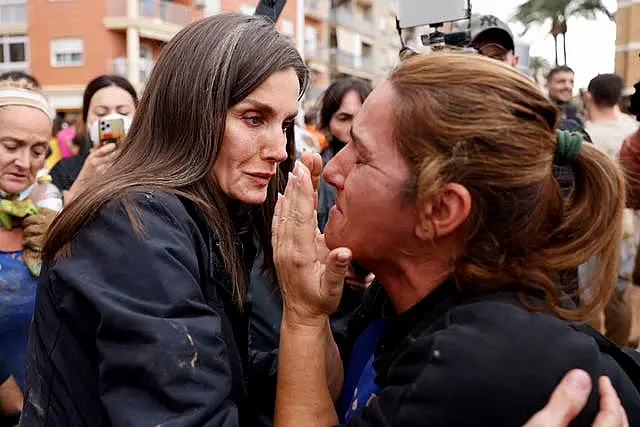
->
[49,190,211,306]
[386,294,619,424]
[418,295,600,367]
[91,190,196,233]
[59,189,207,267]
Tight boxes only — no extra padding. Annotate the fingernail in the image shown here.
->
[293,161,301,176]
[566,370,591,392]
[288,171,295,183]
[277,192,284,200]
[337,250,351,263]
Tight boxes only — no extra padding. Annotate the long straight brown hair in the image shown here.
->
[44,14,309,306]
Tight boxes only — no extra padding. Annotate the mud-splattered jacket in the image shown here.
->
[20,190,283,427]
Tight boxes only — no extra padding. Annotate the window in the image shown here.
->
[0,35,28,72]
[50,38,84,67]
[0,0,27,26]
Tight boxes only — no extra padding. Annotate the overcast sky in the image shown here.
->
[471,0,618,90]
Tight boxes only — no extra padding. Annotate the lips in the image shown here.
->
[246,172,275,187]
[6,172,29,181]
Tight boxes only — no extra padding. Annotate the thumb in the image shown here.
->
[322,248,352,298]
[523,369,592,427]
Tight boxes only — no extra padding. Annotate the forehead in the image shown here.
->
[352,81,396,145]
[550,71,574,82]
[336,90,363,114]
[90,85,135,108]
[0,105,51,141]
[240,68,300,114]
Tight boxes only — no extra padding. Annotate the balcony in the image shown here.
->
[0,0,27,35]
[330,6,374,37]
[354,13,374,36]
[306,47,330,73]
[306,46,329,62]
[109,57,155,87]
[306,0,328,20]
[329,49,375,73]
[104,0,191,42]
[139,0,190,26]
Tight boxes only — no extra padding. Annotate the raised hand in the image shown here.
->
[272,161,352,325]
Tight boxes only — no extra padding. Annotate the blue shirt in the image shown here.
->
[0,250,37,388]
[338,316,386,423]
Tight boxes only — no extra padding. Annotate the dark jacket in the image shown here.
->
[317,139,345,232]
[50,133,92,191]
[21,190,282,427]
[342,282,640,426]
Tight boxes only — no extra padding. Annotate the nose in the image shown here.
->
[323,145,353,191]
[262,127,289,163]
[14,148,30,170]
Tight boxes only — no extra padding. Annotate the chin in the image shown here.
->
[233,189,269,205]
[1,182,31,195]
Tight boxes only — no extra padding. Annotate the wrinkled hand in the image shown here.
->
[273,162,352,325]
[299,151,323,191]
[523,370,629,427]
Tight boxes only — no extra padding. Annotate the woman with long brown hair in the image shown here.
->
[272,53,640,426]
[19,14,328,427]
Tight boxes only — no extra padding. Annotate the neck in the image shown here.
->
[588,105,618,123]
[366,253,451,313]
[551,97,567,107]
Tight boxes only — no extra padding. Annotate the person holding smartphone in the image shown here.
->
[50,74,137,205]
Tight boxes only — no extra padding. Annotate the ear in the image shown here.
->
[415,183,471,241]
[511,53,520,69]
[584,92,593,108]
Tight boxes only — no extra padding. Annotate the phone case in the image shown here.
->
[98,118,125,146]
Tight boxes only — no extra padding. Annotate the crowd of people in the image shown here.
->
[0,10,639,427]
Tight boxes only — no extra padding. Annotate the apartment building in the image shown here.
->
[211,0,402,102]
[0,0,400,112]
[615,0,640,90]
[0,0,207,111]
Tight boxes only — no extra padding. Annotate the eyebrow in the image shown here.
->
[0,136,48,145]
[94,104,132,110]
[243,98,298,120]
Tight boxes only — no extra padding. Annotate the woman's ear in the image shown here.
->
[415,183,471,241]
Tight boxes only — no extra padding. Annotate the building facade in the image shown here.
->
[615,0,640,90]
[0,0,400,112]
[0,0,206,111]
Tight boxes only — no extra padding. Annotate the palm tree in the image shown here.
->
[529,55,553,87]
[512,0,613,65]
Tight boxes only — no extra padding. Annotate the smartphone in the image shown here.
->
[98,118,125,147]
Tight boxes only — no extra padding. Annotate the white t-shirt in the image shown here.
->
[586,114,638,159]
[582,114,640,293]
